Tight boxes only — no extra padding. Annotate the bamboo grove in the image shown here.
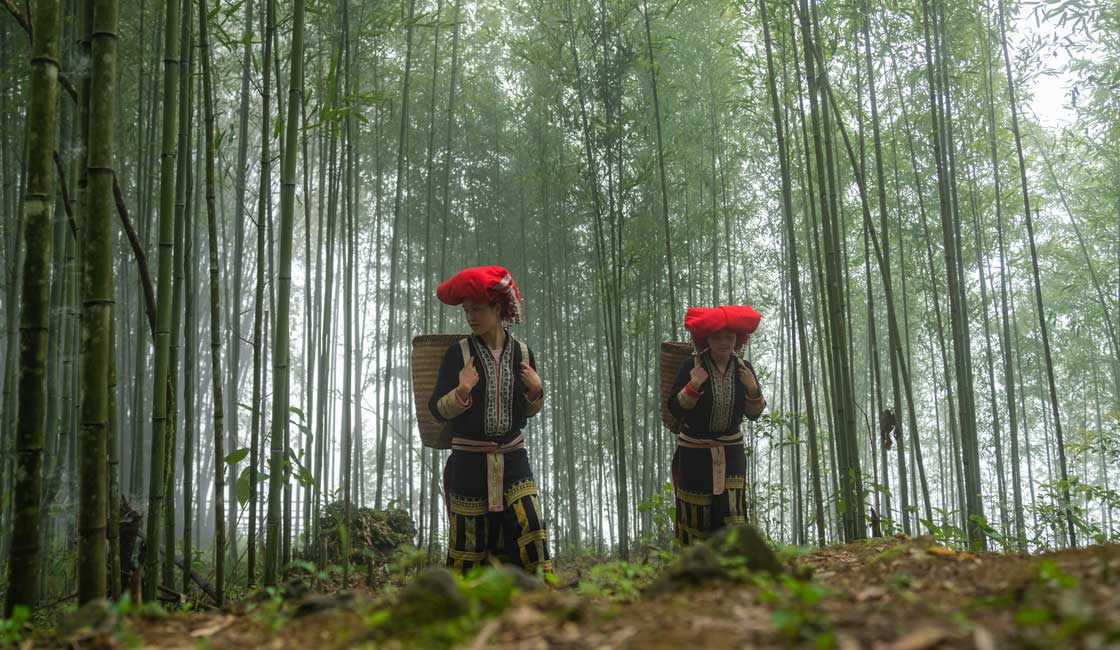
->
[1,0,1118,614]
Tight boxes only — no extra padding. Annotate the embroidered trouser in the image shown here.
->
[444,446,552,575]
[671,439,748,545]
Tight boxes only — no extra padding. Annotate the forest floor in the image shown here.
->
[21,534,1120,650]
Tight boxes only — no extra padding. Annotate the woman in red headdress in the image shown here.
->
[666,305,766,544]
[428,266,551,575]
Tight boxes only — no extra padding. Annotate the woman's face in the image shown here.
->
[463,300,502,336]
[708,329,737,356]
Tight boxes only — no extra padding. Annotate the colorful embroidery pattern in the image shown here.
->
[472,334,516,436]
[705,352,736,433]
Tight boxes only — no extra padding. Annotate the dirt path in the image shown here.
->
[40,537,1120,649]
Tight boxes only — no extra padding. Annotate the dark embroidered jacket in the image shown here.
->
[667,353,765,438]
[428,332,542,445]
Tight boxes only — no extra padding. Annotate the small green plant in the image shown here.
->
[109,592,134,617]
[1035,559,1077,590]
[136,601,168,620]
[1011,557,1118,647]
[285,558,329,583]
[460,566,517,615]
[637,483,676,551]
[576,561,659,602]
[0,605,30,647]
[919,507,968,547]
[246,586,288,632]
[367,565,526,649]
[754,574,834,648]
[389,545,427,579]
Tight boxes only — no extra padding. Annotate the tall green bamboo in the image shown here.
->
[166,0,194,586]
[995,0,1075,546]
[375,0,416,509]
[918,0,985,549]
[196,0,226,603]
[107,307,120,599]
[77,0,119,606]
[340,0,355,589]
[266,0,306,585]
[227,0,255,572]
[182,184,196,593]
[144,0,182,602]
[796,0,864,541]
[249,0,274,587]
[759,0,825,544]
[5,0,63,615]
[640,0,677,339]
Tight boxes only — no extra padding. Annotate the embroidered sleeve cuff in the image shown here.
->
[525,388,545,417]
[438,389,471,419]
[676,389,699,410]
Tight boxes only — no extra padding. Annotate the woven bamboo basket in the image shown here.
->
[411,334,466,449]
[659,341,697,432]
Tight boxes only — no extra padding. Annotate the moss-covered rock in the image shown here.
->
[391,568,470,627]
[648,524,784,594]
[293,592,356,618]
[498,565,547,593]
[707,524,784,575]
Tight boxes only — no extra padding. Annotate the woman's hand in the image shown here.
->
[521,362,543,400]
[737,362,760,394]
[457,355,479,400]
[689,366,709,391]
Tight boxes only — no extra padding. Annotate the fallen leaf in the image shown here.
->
[506,605,548,628]
[470,619,502,650]
[973,626,997,650]
[888,626,950,650]
[927,545,976,560]
[610,625,638,643]
[189,615,235,638]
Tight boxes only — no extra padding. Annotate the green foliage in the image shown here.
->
[366,567,528,649]
[576,560,660,602]
[223,447,250,465]
[919,508,968,547]
[637,482,676,551]
[1008,557,1120,647]
[0,606,30,647]
[1031,479,1120,547]
[245,586,288,633]
[753,574,835,648]
[464,567,518,614]
[388,544,429,578]
[285,558,332,584]
[234,464,269,506]
[136,601,168,620]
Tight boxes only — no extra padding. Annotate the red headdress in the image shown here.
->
[684,305,762,351]
[437,266,524,324]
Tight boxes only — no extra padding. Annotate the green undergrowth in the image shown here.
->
[1010,558,1120,648]
[362,565,549,649]
[575,559,663,602]
[0,605,30,648]
[752,573,836,649]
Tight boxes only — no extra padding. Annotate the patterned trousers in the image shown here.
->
[671,443,748,545]
[444,448,552,575]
